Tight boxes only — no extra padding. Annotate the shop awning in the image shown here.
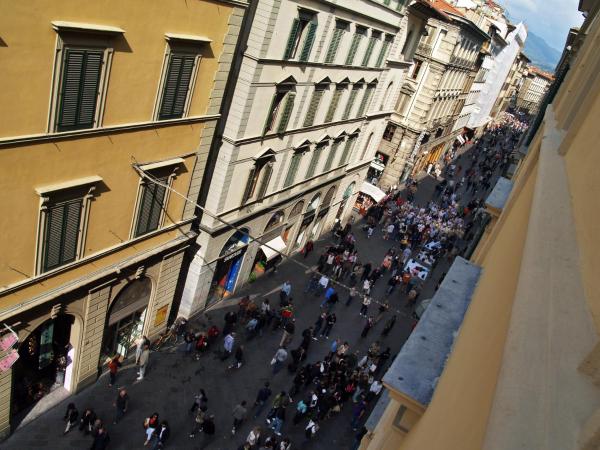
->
[359,181,386,203]
[456,135,466,145]
[370,159,386,171]
[260,236,287,261]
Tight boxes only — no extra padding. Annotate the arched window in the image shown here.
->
[380,81,394,110]
[322,186,336,208]
[306,194,321,215]
[264,211,285,233]
[241,151,275,205]
[289,200,305,219]
[263,77,297,135]
[361,132,374,161]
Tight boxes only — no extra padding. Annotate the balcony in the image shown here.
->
[416,42,433,57]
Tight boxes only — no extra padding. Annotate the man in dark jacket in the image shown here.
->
[90,426,110,450]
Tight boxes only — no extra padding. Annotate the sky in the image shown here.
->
[499,0,585,50]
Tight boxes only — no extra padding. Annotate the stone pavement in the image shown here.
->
[1,142,503,450]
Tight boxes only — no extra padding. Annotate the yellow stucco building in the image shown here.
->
[0,0,246,438]
[361,1,600,449]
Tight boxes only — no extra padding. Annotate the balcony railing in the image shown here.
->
[416,42,433,57]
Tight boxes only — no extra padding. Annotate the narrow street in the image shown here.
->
[1,136,510,450]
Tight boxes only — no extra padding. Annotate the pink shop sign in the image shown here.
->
[0,350,19,372]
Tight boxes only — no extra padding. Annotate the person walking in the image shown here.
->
[79,408,97,435]
[381,315,397,337]
[231,400,248,435]
[190,389,208,414]
[271,346,288,374]
[63,402,78,435]
[150,421,170,450]
[222,332,235,360]
[303,418,319,444]
[359,296,371,317]
[189,408,206,438]
[107,355,121,387]
[253,382,272,418]
[279,321,295,348]
[90,426,110,450]
[313,312,327,337]
[351,398,368,430]
[246,426,261,448]
[135,335,150,365]
[199,415,216,449]
[137,344,150,380]
[113,387,129,424]
[144,413,160,445]
[280,281,292,305]
[361,317,374,338]
[293,398,308,425]
[320,313,336,338]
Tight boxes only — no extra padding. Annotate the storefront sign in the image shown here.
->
[0,350,19,372]
[154,305,169,327]
[38,321,54,370]
[0,331,18,351]
[223,248,244,262]
[225,254,243,293]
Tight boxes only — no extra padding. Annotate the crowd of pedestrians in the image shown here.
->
[55,122,523,450]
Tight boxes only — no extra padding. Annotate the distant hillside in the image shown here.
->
[524,31,562,73]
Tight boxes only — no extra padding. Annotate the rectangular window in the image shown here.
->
[325,85,345,122]
[345,27,366,65]
[339,136,356,165]
[135,177,168,237]
[325,21,347,63]
[306,143,326,178]
[411,60,423,79]
[276,92,296,134]
[342,84,361,120]
[158,53,198,120]
[356,84,375,117]
[361,33,379,67]
[303,86,325,127]
[283,151,303,187]
[42,199,83,272]
[375,35,393,68]
[323,139,342,171]
[284,14,317,61]
[56,48,104,132]
[383,123,396,141]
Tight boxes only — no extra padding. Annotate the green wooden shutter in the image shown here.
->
[375,40,390,68]
[303,88,324,127]
[361,36,377,67]
[256,163,273,200]
[276,92,296,134]
[284,19,301,59]
[299,22,317,62]
[284,151,302,187]
[357,85,375,116]
[57,48,103,131]
[306,144,325,178]
[136,179,167,237]
[345,32,363,65]
[342,85,360,119]
[324,139,342,171]
[241,166,257,205]
[43,199,82,272]
[383,0,391,5]
[159,54,196,120]
[325,25,345,63]
[340,136,355,164]
[325,87,343,122]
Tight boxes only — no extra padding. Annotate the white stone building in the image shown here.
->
[516,65,554,117]
[179,0,412,316]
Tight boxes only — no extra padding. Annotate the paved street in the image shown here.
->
[1,139,507,450]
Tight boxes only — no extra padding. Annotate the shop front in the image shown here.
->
[250,211,287,281]
[366,153,388,185]
[336,182,356,222]
[355,181,386,214]
[293,194,321,250]
[11,314,75,421]
[101,277,152,361]
[208,229,250,305]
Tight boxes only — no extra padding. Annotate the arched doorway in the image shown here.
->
[12,314,75,420]
[337,182,356,222]
[283,201,304,243]
[209,229,250,303]
[311,186,337,239]
[102,277,152,360]
[251,212,286,280]
[294,194,321,249]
